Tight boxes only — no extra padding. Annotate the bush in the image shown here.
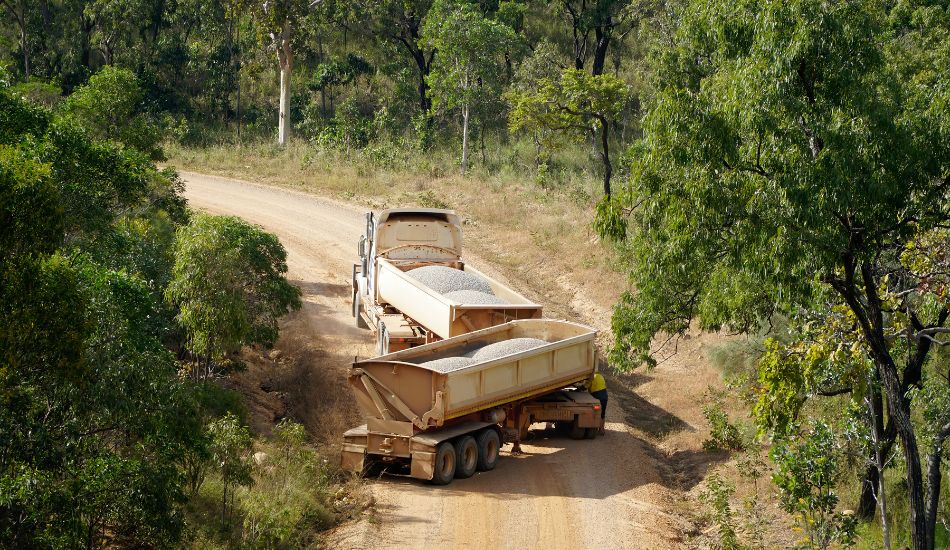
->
[700,474,741,550]
[60,66,164,160]
[703,399,747,453]
[771,421,857,549]
[166,214,301,379]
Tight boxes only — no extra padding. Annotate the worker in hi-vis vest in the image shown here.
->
[585,372,608,435]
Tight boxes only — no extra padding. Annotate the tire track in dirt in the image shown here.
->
[181,171,690,550]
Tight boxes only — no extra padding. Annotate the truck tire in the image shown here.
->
[430,441,456,485]
[475,429,501,471]
[584,428,597,439]
[453,436,478,479]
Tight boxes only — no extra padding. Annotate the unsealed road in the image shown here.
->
[183,171,690,550]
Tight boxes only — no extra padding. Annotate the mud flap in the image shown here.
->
[411,451,436,480]
[341,443,367,474]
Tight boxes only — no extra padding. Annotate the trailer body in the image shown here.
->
[352,209,542,354]
[341,319,602,483]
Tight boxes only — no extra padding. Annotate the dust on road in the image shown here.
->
[182,171,692,550]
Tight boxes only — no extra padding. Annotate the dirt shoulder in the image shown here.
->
[179,167,730,549]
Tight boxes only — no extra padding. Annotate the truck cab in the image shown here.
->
[353,209,465,354]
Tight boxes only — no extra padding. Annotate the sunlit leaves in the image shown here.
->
[166,214,301,369]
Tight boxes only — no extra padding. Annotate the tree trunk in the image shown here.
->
[925,425,949,550]
[867,373,891,550]
[461,104,470,175]
[599,117,612,196]
[880,365,928,550]
[837,262,930,550]
[480,127,486,165]
[857,386,893,521]
[275,19,293,146]
[592,26,611,77]
[20,25,30,78]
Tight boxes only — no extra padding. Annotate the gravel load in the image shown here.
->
[469,338,549,362]
[407,266,494,295]
[443,289,508,305]
[419,356,475,373]
[416,338,550,372]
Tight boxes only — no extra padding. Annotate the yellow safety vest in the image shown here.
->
[588,373,606,393]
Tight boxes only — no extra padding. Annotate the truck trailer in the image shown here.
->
[341,319,603,484]
[352,208,543,355]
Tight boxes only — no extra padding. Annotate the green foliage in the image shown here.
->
[0,87,50,144]
[187,419,353,548]
[0,145,61,260]
[596,0,948,369]
[8,79,62,109]
[208,413,254,529]
[312,54,374,94]
[508,68,628,141]
[772,422,858,549]
[421,0,520,169]
[508,67,629,193]
[593,0,949,544]
[315,98,372,150]
[422,0,519,115]
[700,473,741,549]
[167,214,301,376]
[0,84,244,547]
[703,399,747,453]
[241,420,337,547]
[60,66,164,160]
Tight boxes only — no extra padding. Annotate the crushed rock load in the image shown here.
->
[407,265,496,297]
[469,338,549,362]
[419,356,475,373]
[417,338,550,372]
[443,289,508,305]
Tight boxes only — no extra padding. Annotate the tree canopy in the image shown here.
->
[596,0,949,547]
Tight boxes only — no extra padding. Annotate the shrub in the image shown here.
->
[60,66,164,160]
[703,400,747,453]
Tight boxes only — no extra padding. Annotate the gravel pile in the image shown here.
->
[407,266,494,296]
[419,356,475,373]
[415,337,550,372]
[468,338,549,362]
[443,289,508,305]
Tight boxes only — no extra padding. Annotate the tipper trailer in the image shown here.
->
[352,208,543,355]
[341,319,603,484]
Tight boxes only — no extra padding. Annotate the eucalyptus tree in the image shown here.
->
[596,0,950,547]
[508,67,628,195]
[421,0,519,173]
[254,0,309,144]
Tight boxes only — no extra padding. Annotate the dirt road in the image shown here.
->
[183,171,692,550]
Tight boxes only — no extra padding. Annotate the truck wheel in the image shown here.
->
[476,429,501,471]
[430,441,456,485]
[569,419,586,440]
[453,436,478,479]
[584,428,597,439]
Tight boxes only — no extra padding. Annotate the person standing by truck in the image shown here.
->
[586,372,608,435]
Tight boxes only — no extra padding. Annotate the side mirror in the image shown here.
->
[364,212,374,241]
[358,235,366,258]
